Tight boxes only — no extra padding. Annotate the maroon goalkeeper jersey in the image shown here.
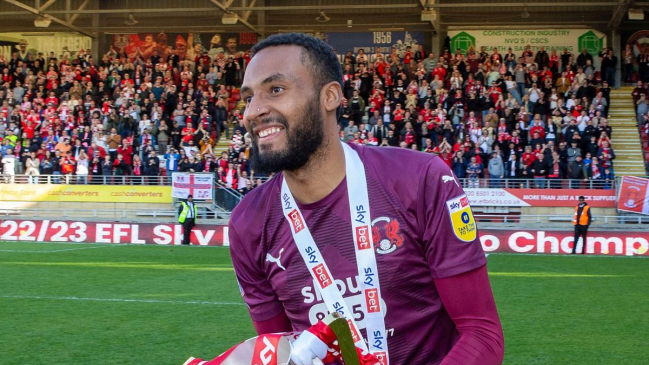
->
[229,144,486,364]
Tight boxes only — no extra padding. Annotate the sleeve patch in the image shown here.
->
[445,194,477,242]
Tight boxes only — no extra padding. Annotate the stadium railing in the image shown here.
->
[473,214,649,225]
[0,174,172,185]
[0,175,618,190]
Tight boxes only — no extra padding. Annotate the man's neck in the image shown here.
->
[283,136,346,205]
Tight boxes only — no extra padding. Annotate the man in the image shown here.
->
[177,194,197,245]
[488,151,504,188]
[1,148,16,183]
[571,196,592,254]
[343,119,358,143]
[230,33,503,365]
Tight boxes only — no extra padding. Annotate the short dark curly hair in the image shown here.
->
[250,32,343,98]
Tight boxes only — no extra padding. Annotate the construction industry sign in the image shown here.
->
[449,29,606,54]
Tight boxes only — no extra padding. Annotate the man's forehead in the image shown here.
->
[243,46,308,89]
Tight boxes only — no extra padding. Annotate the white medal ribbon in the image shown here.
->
[280,142,388,364]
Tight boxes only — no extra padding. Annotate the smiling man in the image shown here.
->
[229,33,504,365]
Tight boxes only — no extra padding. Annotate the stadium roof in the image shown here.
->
[0,0,647,38]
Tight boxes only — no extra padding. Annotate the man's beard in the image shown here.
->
[250,97,325,174]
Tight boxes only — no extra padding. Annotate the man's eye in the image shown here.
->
[271,86,284,94]
[244,96,252,104]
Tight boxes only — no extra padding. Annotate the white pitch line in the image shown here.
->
[0,294,245,306]
[0,245,118,253]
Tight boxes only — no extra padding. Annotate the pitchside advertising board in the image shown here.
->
[448,28,607,69]
[0,184,171,203]
[1,220,648,257]
[465,188,616,208]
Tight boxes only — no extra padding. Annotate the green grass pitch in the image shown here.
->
[0,241,647,364]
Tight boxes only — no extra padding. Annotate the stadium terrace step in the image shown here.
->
[606,92,645,177]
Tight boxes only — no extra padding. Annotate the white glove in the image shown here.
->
[289,330,328,365]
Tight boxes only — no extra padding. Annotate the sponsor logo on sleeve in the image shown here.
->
[288,209,304,233]
[312,263,332,288]
[446,194,477,242]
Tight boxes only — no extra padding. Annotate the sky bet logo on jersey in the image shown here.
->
[445,194,477,242]
[288,209,304,233]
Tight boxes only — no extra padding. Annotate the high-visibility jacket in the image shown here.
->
[178,201,197,223]
[572,204,590,226]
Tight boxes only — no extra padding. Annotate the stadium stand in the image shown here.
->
[0,42,640,195]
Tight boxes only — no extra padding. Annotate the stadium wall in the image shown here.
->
[1,219,647,257]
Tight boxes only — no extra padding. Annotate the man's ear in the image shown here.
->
[322,81,342,115]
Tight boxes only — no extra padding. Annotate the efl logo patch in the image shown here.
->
[288,209,304,233]
[312,263,332,289]
[365,288,381,313]
[446,194,477,242]
[355,225,371,250]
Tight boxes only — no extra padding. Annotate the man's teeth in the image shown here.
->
[259,127,281,138]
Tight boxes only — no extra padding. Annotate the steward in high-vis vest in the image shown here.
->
[178,194,197,245]
[572,196,592,254]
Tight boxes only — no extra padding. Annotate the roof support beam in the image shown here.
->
[0,3,418,15]
[65,0,70,21]
[3,0,96,38]
[428,2,622,8]
[241,0,256,22]
[608,0,631,29]
[69,0,89,25]
[39,0,57,11]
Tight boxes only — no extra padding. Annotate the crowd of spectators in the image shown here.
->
[0,46,259,191]
[0,39,631,191]
[632,81,649,175]
[337,44,619,188]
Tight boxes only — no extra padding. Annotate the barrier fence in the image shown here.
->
[0,174,624,190]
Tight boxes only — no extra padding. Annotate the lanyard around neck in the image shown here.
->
[280,142,389,363]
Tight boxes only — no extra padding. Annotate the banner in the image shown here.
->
[0,32,92,62]
[326,31,425,56]
[111,32,257,62]
[465,188,616,208]
[0,220,226,246]
[2,220,647,256]
[172,173,214,200]
[0,185,171,203]
[617,176,649,215]
[448,29,606,68]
